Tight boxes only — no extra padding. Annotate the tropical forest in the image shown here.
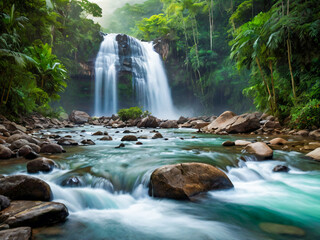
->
[0,0,319,239]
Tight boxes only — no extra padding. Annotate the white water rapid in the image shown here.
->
[94,34,176,119]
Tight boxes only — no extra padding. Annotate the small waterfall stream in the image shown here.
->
[94,34,176,119]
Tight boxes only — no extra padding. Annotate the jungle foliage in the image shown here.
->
[0,0,102,118]
[111,0,320,128]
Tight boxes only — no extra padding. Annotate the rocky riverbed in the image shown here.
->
[0,110,320,239]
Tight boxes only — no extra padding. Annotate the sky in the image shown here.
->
[88,0,146,29]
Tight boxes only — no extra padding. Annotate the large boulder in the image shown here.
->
[309,130,320,139]
[205,111,237,132]
[10,139,40,153]
[137,116,160,128]
[40,143,64,154]
[0,195,10,210]
[3,122,26,133]
[2,201,68,228]
[149,162,233,200]
[159,120,178,128]
[0,227,32,240]
[245,142,273,160]
[6,134,40,145]
[0,145,13,159]
[177,116,188,124]
[121,135,138,141]
[69,110,90,124]
[225,113,260,133]
[27,157,56,173]
[0,175,52,201]
[306,148,320,161]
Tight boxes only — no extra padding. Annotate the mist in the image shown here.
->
[88,0,146,29]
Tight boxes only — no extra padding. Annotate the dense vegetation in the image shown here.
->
[0,0,102,118]
[108,0,320,129]
[118,107,151,121]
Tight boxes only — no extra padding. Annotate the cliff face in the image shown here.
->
[153,37,171,61]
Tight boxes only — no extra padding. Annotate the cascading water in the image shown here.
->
[94,34,176,119]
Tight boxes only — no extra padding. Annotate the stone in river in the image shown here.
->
[0,227,32,240]
[259,222,305,237]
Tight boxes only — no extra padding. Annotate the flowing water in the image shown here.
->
[1,126,320,240]
[94,34,176,119]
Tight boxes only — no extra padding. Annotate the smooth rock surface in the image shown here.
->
[0,227,32,240]
[0,195,10,210]
[121,135,138,141]
[149,162,233,200]
[306,147,320,161]
[245,142,273,160]
[40,143,64,154]
[0,175,52,201]
[69,110,90,124]
[27,157,56,173]
[2,201,68,228]
[0,145,13,159]
[269,138,288,145]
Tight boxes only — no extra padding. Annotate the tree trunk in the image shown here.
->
[269,60,277,110]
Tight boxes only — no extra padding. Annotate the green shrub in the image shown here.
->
[118,107,143,121]
[290,99,320,129]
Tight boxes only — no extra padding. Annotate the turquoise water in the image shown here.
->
[1,126,320,240]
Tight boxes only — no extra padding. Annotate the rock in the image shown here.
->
[0,145,13,159]
[2,201,68,228]
[0,175,52,201]
[115,143,125,148]
[0,227,32,240]
[180,122,192,128]
[273,165,290,172]
[269,138,288,145]
[17,145,33,157]
[225,113,260,133]
[0,195,10,210]
[69,110,90,124]
[136,142,143,145]
[139,135,148,139]
[159,120,178,128]
[99,136,113,141]
[296,130,309,137]
[309,129,320,139]
[235,140,252,146]
[24,151,40,160]
[245,142,273,160]
[263,120,281,129]
[177,116,188,124]
[3,122,26,133]
[62,176,82,187]
[205,111,237,132]
[137,116,160,128]
[194,122,210,129]
[57,138,78,146]
[149,162,233,200]
[121,135,138,141]
[0,139,5,144]
[306,147,320,161]
[259,222,305,237]
[222,141,235,146]
[40,143,64,154]
[10,139,40,153]
[81,139,95,145]
[152,133,163,139]
[92,131,103,136]
[27,157,56,174]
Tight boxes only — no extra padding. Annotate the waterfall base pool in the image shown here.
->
[1,126,320,240]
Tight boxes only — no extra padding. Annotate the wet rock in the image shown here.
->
[10,139,40,153]
[2,201,68,228]
[0,145,13,159]
[99,136,113,141]
[0,195,10,210]
[149,162,233,200]
[137,116,160,128]
[177,116,188,124]
[235,140,251,146]
[57,138,78,146]
[269,138,288,145]
[81,139,95,145]
[27,157,56,174]
[92,131,103,136]
[121,135,138,141]
[17,145,33,157]
[115,143,125,148]
[62,176,81,187]
[40,143,64,154]
[69,110,90,124]
[0,175,52,201]
[0,139,6,144]
[136,141,143,145]
[245,142,273,160]
[273,165,290,172]
[222,141,235,146]
[159,120,178,128]
[24,151,40,160]
[152,133,163,139]
[296,130,309,137]
[0,227,32,240]
[309,129,320,139]
[139,135,148,139]
[259,222,305,237]
[306,147,320,161]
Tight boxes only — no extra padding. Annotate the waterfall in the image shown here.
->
[94,34,176,119]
